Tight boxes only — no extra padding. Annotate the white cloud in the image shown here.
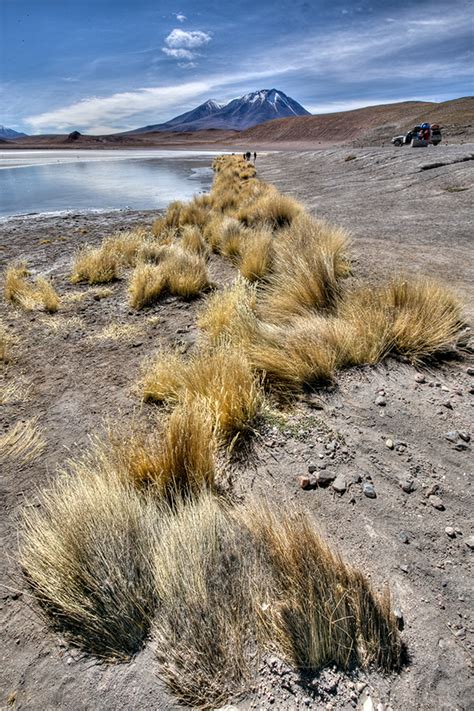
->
[164,29,211,49]
[175,13,186,22]
[25,81,212,133]
[162,48,195,60]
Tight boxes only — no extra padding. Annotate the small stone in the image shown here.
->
[454,442,469,451]
[363,697,374,711]
[385,438,394,449]
[332,475,347,493]
[442,400,453,410]
[308,462,318,474]
[398,531,410,544]
[298,475,312,490]
[445,526,456,538]
[441,385,450,392]
[394,607,404,630]
[445,430,459,443]
[400,564,409,573]
[429,495,445,510]
[466,367,474,376]
[464,536,474,550]
[414,373,425,383]
[356,681,367,693]
[350,473,362,484]
[375,395,386,406]
[458,431,471,443]
[316,470,336,485]
[399,477,415,493]
[326,440,338,453]
[363,483,376,498]
[131,341,143,348]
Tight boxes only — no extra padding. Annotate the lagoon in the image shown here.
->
[0,149,221,218]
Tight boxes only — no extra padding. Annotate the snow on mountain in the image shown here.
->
[129,90,310,134]
[0,125,28,140]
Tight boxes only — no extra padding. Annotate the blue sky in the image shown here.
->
[1,0,472,134]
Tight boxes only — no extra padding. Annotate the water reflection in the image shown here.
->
[0,150,219,217]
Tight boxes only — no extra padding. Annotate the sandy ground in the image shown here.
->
[0,146,473,711]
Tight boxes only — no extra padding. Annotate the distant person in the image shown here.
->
[253,151,257,162]
[243,153,246,160]
[246,151,251,161]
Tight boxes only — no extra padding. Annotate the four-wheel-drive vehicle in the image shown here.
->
[392,123,442,147]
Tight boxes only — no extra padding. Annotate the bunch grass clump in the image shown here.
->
[140,341,263,441]
[197,277,257,344]
[4,262,60,312]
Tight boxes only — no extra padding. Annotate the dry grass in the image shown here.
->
[239,226,274,281]
[387,276,463,361]
[237,190,302,230]
[197,277,257,344]
[0,418,45,464]
[20,468,158,658]
[129,246,210,308]
[219,217,248,258]
[140,342,262,441]
[181,225,209,257]
[4,263,60,312]
[0,321,14,362]
[238,500,401,672]
[71,245,119,284]
[128,263,167,309]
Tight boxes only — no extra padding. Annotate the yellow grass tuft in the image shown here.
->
[35,277,60,313]
[180,225,209,257]
[4,263,60,312]
[71,245,119,284]
[0,418,46,464]
[237,189,302,230]
[0,321,14,362]
[238,226,274,281]
[20,468,159,658]
[140,342,262,441]
[197,277,257,344]
[129,246,210,308]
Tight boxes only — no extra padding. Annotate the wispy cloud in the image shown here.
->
[175,13,186,23]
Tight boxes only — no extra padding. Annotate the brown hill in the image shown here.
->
[234,97,474,147]
[6,97,473,150]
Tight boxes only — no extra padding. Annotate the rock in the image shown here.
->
[385,438,394,449]
[441,385,450,392]
[332,475,347,493]
[375,395,386,406]
[445,526,456,538]
[445,430,459,443]
[350,473,362,484]
[429,495,445,510]
[414,373,425,383]
[298,475,312,490]
[399,476,416,493]
[458,431,471,442]
[362,696,374,711]
[400,564,409,573]
[442,400,453,410]
[454,442,469,451]
[326,440,338,453]
[316,470,336,485]
[466,367,474,376]
[308,462,318,474]
[464,536,474,550]
[363,482,376,498]
[394,607,404,630]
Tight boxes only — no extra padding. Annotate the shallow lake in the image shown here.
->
[0,149,223,218]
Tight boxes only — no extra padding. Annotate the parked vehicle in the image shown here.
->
[391,123,442,147]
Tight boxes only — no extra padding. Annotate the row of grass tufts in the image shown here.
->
[18,154,466,708]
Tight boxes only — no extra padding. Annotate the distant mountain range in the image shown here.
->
[128,89,310,133]
[0,125,27,140]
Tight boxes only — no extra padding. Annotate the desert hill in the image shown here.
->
[6,97,473,150]
[234,97,474,147]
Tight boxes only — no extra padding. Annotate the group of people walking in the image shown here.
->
[243,151,257,162]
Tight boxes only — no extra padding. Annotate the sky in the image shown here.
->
[1,0,473,135]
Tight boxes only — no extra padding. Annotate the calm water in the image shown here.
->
[0,149,222,218]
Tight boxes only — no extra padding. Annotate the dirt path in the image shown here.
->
[1,150,473,711]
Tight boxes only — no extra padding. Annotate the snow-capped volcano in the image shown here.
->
[129,90,310,133]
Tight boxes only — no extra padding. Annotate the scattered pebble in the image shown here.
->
[385,438,394,449]
[445,431,459,443]
[316,470,337,485]
[445,526,456,538]
[465,536,474,550]
[458,431,470,443]
[375,395,386,406]
[466,367,474,376]
[362,482,376,498]
[399,476,416,493]
[308,462,318,474]
[399,531,410,544]
[429,495,445,510]
[332,475,347,493]
[414,373,425,383]
[297,475,312,490]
